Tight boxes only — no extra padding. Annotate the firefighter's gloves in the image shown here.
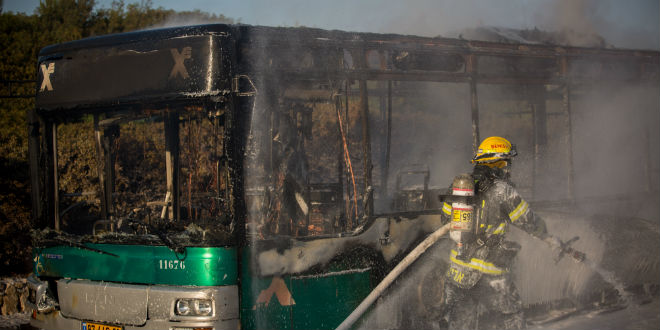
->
[544,235,562,249]
[544,236,564,263]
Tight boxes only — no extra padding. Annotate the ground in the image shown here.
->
[0,312,30,330]
[529,296,660,330]
[2,297,657,330]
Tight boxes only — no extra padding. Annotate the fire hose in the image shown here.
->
[335,222,451,330]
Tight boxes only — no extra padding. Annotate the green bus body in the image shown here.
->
[238,249,375,330]
[33,245,238,286]
[241,272,372,330]
[32,244,374,329]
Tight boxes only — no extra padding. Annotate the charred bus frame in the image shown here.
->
[26,24,659,330]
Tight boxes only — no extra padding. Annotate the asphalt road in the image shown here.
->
[2,297,658,330]
[530,296,660,330]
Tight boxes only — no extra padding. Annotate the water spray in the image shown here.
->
[543,236,632,306]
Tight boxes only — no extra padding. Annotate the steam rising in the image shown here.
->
[236,1,659,327]
[381,0,659,50]
[572,84,659,200]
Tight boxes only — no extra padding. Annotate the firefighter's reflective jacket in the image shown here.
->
[441,166,548,289]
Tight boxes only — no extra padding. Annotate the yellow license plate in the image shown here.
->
[81,321,123,330]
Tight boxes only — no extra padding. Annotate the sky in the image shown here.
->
[2,0,659,50]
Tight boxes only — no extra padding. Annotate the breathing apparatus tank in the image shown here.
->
[449,173,476,260]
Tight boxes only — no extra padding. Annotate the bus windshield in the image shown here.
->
[42,106,234,247]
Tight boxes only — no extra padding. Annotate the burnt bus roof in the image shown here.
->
[35,24,234,111]
[38,24,232,55]
[35,23,659,112]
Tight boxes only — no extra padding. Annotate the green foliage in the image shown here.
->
[0,0,235,275]
[35,0,96,43]
[114,120,166,196]
[0,156,32,275]
[0,10,39,276]
[56,120,98,195]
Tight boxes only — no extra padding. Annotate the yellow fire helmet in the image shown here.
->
[471,136,518,166]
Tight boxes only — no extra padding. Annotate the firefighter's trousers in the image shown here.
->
[442,273,525,329]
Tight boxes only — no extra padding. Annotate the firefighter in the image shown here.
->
[438,136,562,330]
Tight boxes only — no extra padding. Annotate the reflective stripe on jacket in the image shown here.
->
[450,249,505,275]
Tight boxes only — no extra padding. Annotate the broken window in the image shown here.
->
[52,107,233,246]
[56,119,101,235]
[178,109,231,226]
[110,115,167,225]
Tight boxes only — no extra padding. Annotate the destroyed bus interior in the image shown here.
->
[32,105,236,248]
[27,24,659,330]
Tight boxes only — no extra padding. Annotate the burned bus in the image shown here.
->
[26,24,659,330]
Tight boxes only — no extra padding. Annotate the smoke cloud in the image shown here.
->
[235,1,659,326]
[371,0,659,50]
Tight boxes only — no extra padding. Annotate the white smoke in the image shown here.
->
[142,10,234,30]
[367,0,658,50]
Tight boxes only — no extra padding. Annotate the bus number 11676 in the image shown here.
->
[159,259,185,270]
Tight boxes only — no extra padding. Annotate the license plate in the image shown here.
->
[81,321,123,330]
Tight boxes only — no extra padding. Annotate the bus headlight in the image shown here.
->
[175,298,213,316]
[175,299,191,316]
[196,300,212,315]
[26,275,57,313]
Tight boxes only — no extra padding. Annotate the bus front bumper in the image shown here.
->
[29,309,239,330]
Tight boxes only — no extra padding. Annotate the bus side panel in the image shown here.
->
[33,245,238,286]
[290,270,372,329]
[241,275,294,330]
[240,248,374,330]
